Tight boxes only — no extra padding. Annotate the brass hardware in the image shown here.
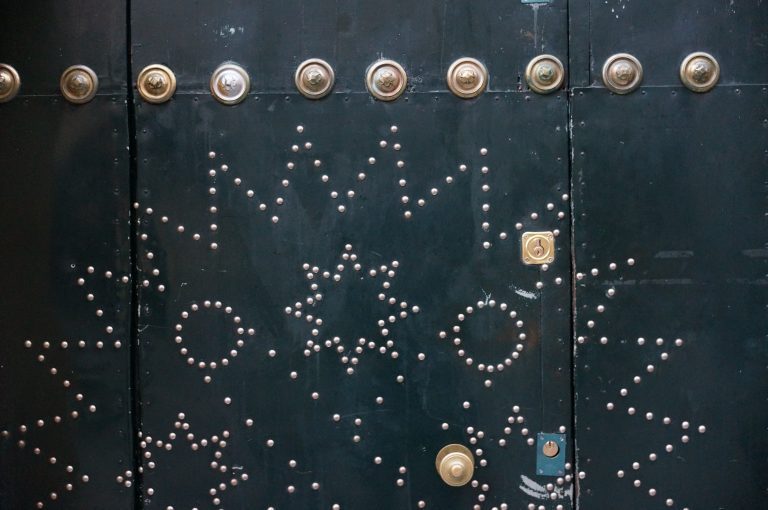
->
[210,62,250,105]
[0,64,21,103]
[542,440,560,458]
[366,59,407,101]
[446,57,488,99]
[295,58,335,99]
[522,231,555,265]
[60,65,98,104]
[525,54,565,94]
[602,53,643,94]
[680,52,720,93]
[137,64,177,104]
[436,444,474,487]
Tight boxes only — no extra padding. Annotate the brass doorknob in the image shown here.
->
[436,444,474,487]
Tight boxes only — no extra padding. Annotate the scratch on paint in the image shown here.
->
[510,285,538,300]
[218,25,245,38]
[519,474,572,500]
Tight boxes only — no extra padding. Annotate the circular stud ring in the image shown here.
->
[295,58,335,99]
[446,57,488,99]
[137,64,177,104]
[602,53,643,94]
[210,62,250,105]
[60,65,98,104]
[680,52,720,93]
[525,54,565,95]
[366,59,407,101]
[435,444,475,487]
[0,64,21,103]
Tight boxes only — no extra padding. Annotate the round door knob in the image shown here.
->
[60,65,98,104]
[525,54,565,94]
[680,52,719,92]
[210,62,250,105]
[366,59,407,101]
[0,63,21,103]
[295,58,335,99]
[137,64,177,104]
[446,57,488,99]
[436,444,474,487]
[602,53,643,94]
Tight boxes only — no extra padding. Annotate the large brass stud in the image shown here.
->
[0,63,21,103]
[446,57,488,99]
[137,64,177,104]
[210,62,250,105]
[435,444,474,487]
[525,54,565,94]
[602,53,643,94]
[295,58,335,99]
[366,59,407,101]
[680,52,720,93]
[60,65,98,104]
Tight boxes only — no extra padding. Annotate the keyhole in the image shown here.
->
[532,239,545,257]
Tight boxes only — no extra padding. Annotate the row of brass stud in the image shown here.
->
[603,52,720,94]
[0,56,554,105]
[0,64,101,104]
[0,52,719,105]
[134,55,566,105]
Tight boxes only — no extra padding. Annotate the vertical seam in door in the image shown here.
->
[566,3,579,509]
[125,0,143,508]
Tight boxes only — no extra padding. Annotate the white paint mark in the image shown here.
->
[511,286,538,300]
[520,475,572,500]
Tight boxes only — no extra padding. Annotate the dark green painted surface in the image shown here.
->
[572,86,768,509]
[133,92,572,509]
[0,1,766,509]
[0,97,134,508]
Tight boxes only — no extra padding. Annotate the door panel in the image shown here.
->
[0,2,134,508]
[131,0,568,93]
[133,91,573,510]
[1,1,765,509]
[572,86,768,508]
[131,2,573,508]
[568,0,768,87]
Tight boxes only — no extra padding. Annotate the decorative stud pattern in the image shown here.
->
[576,258,707,510]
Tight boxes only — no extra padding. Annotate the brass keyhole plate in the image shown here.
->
[521,231,555,265]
